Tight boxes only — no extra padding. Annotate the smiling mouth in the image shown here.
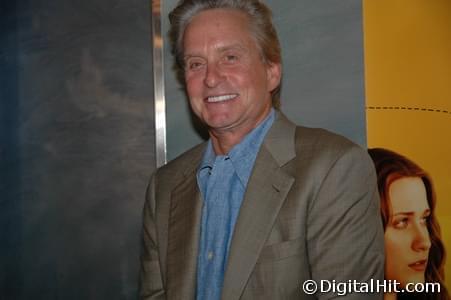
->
[206,94,238,103]
[409,260,427,272]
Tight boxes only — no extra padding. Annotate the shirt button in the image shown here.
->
[207,251,214,260]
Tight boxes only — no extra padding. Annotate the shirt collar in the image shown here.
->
[198,140,216,171]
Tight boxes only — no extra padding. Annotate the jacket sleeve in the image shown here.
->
[306,145,384,299]
[139,173,166,299]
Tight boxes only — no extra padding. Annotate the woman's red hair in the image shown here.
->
[368,148,449,300]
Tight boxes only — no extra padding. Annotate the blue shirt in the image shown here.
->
[195,109,275,300]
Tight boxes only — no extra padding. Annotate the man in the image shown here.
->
[140,0,384,299]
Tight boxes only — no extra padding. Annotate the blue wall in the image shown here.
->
[0,1,155,298]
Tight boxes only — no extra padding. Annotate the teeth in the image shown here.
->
[207,94,237,103]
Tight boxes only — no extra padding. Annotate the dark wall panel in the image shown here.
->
[0,0,155,299]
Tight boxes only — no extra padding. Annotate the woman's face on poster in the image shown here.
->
[384,177,431,287]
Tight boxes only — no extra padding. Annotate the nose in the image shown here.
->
[412,224,431,252]
[203,62,224,88]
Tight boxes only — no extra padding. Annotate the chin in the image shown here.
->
[205,119,233,131]
[204,115,239,131]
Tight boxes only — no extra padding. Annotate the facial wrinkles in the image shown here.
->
[182,9,278,154]
[185,30,260,103]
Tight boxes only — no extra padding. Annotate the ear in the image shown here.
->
[266,61,282,93]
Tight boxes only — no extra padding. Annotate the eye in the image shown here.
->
[223,53,239,64]
[226,55,237,61]
[393,217,409,229]
[184,58,205,71]
[189,61,204,70]
[420,213,431,226]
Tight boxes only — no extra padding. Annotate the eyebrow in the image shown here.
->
[183,54,205,61]
[183,43,248,61]
[392,208,431,216]
[217,44,247,53]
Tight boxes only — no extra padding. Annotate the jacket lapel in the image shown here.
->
[166,154,204,300]
[221,112,297,300]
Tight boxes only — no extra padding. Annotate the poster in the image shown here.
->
[364,0,451,292]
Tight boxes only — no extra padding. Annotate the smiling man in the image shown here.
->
[182,8,280,155]
[140,1,384,299]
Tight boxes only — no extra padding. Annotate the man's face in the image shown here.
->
[182,9,281,135]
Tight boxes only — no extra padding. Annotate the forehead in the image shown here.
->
[388,177,429,213]
[183,8,255,51]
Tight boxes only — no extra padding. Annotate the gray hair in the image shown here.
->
[169,0,282,108]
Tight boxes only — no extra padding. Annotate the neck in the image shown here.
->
[384,292,397,300]
[209,128,248,155]
[209,108,272,155]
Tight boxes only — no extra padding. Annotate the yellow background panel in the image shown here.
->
[364,0,451,289]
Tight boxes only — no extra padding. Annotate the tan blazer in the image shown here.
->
[140,112,384,300]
